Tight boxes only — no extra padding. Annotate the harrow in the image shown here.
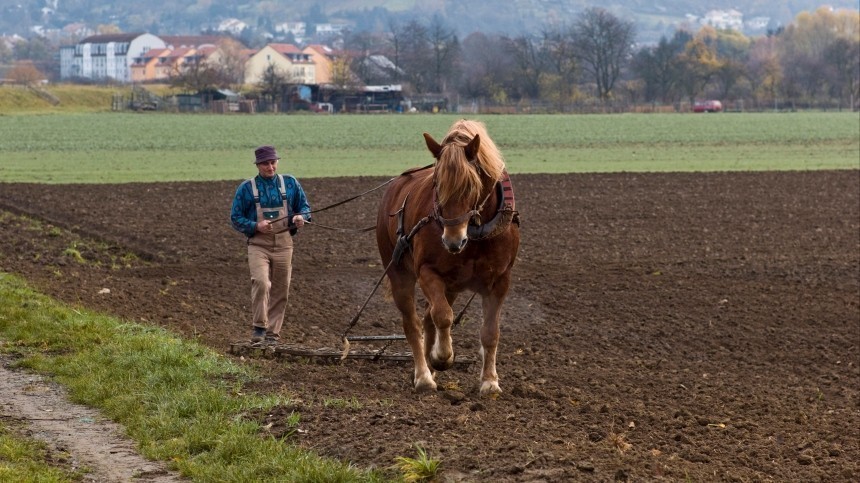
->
[229,333,475,369]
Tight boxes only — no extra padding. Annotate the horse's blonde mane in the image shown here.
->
[434,119,506,206]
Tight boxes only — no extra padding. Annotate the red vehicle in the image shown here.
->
[693,100,723,113]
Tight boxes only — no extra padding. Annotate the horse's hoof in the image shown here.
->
[414,375,437,393]
[479,380,501,397]
[430,354,454,372]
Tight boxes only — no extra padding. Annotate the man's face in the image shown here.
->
[256,159,277,177]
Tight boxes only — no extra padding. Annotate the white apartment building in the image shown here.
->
[60,33,165,82]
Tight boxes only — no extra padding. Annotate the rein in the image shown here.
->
[274,163,434,234]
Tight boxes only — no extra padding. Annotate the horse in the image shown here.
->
[376,119,520,395]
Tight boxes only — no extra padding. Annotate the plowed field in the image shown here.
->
[1,171,858,481]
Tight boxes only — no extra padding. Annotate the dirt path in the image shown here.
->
[0,356,181,482]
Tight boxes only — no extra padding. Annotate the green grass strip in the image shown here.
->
[0,272,386,482]
[0,112,856,183]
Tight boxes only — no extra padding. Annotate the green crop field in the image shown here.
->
[0,112,857,183]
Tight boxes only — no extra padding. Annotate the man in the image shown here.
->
[230,145,311,346]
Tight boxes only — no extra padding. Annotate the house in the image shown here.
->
[130,47,169,82]
[60,32,165,82]
[65,33,243,84]
[131,47,204,82]
[244,43,315,85]
[302,44,335,84]
[215,19,248,36]
[701,9,744,31]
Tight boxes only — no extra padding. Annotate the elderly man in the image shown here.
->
[230,145,311,346]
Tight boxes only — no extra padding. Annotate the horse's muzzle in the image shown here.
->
[443,236,468,254]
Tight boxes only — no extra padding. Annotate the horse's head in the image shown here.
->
[424,131,484,254]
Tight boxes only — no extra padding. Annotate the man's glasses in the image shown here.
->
[258,160,277,166]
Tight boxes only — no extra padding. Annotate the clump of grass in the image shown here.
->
[394,444,441,482]
[0,418,86,481]
[62,243,85,264]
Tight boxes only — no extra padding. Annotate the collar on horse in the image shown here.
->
[431,169,519,241]
[391,170,520,267]
[464,170,519,241]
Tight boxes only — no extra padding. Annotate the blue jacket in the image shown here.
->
[230,174,311,237]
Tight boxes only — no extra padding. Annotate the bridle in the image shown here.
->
[430,150,493,229]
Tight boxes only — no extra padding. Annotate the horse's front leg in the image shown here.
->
[418,268,455,372]
[390,275,436,392]
[478,273,511,396]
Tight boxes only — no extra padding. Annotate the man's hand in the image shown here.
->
[256,220,273,233]
[292,215,305,228]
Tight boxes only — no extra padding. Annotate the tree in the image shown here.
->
[257,64,291,111]
[507,35,543,100]
[13,36,51,62]
[169,57,222,93]
[427,14,459,93]
[778,7,860,107]
[399,19,432,93]
[540,27,578,108]
[746,36,783,108]
[8,60,45,85]
[456,32,513,104]
[572,7,635,102]
[710,28,751,101]
[676,32,723,106]
[386,20,405,83]
[632,32,688,105]
[823,37,860,109]
[213,38,248,89]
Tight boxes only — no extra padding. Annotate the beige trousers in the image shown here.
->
[247,235,293,338]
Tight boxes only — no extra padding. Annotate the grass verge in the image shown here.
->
[0,272,386,482]
[0,417,83,482]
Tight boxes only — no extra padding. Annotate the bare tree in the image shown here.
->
[427,14,459,93]
[399,19,432,93]
[169,59,221,93]
[572,7,635,102]
[214,38,248,90]
[8,60,45,85]
[456,32,513,104]
[386,19,405,84]
[507,35,543,100]
[823,37,860,109]
[541,27,578,108]
[257,64,291,111]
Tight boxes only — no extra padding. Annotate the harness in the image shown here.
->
[466,170,519,241]
[390,170,520,266]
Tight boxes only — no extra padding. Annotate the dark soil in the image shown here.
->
[1,171,858,482]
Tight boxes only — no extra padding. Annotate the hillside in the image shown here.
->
[4,0,858,44]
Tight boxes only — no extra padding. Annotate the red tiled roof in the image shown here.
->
[160,35,236,49]
[144,48,169,59]
[268,43,301,54]
[166,47,193,59]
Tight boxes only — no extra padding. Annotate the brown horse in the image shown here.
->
[376,119,520,395]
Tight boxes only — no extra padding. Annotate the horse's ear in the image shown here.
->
[465,134,481,161]
[424,133,443,159]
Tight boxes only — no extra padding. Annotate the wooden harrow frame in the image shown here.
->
[229,333,475,369]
